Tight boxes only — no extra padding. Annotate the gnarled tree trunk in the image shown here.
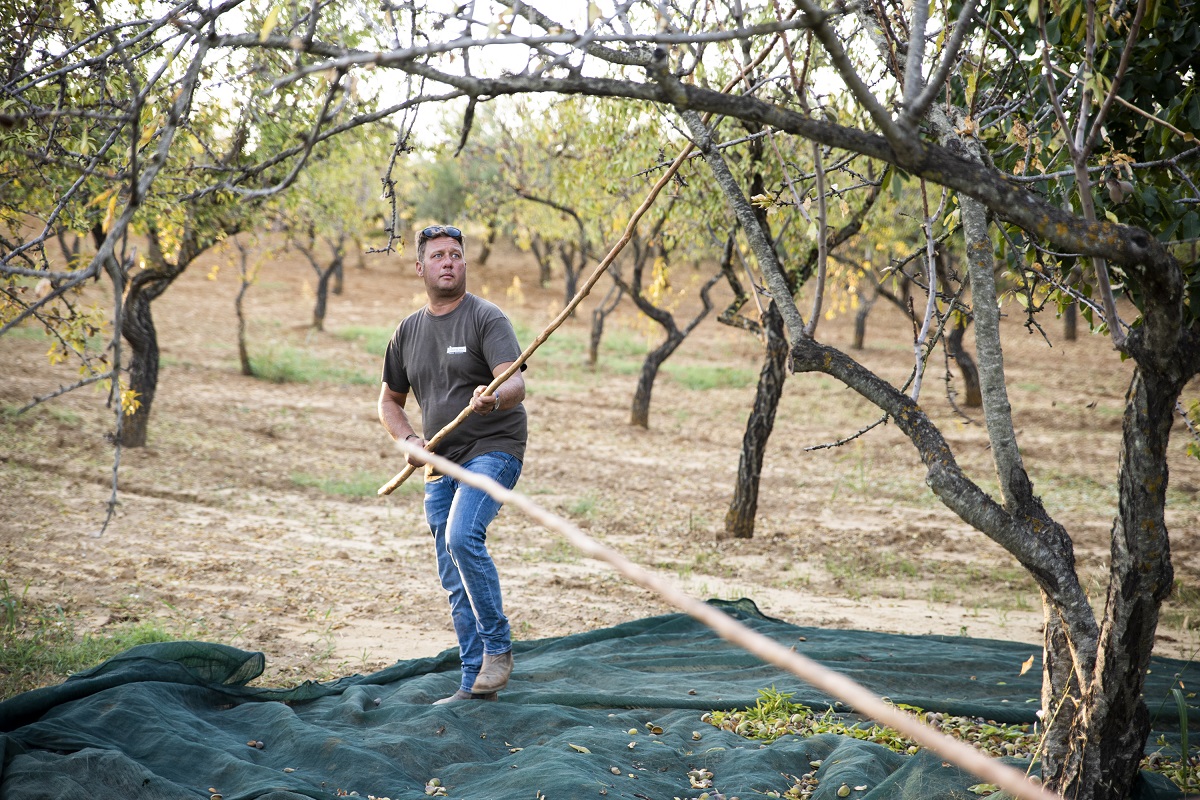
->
[117,225,191,447]
[119,281,163,448]
[723,302,787,539]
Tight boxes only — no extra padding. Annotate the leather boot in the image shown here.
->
[433,688,498,705]
[470,651,513,694]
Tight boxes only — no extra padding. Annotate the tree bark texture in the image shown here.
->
[118,283,161,448]
[313,259,336,330]
[118,226,192,447]
[722,302,787,539]
[946,317,982,408]
[1049,364,1184,799]
[630,333,681,429]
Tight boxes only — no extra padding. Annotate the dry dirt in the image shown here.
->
[2,235,1199,692]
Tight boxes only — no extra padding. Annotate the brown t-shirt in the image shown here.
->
[382,293,527,465]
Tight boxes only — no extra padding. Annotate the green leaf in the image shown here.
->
[1027,0,1039,22]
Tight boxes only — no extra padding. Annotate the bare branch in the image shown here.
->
[906,0,978,123]
[1083,0,1148,155]
[17,371,115,415]
[902,0,931,109]
[790,0,913,152]
[803,141,828,339]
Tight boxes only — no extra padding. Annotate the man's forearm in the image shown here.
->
[492,374,525,412]
[379,399,419,441]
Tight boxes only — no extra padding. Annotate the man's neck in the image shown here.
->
[426,291,467,316]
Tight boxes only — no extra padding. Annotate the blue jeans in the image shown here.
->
[424,451,522,692]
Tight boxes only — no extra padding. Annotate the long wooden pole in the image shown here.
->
[393,441,1063,800]
[378,25,792,496]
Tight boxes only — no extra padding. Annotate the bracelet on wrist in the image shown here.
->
[405,433,420,442]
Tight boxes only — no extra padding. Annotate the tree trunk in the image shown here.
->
[332,256,344,295]
[1063,299,1078,341]
[313,260,337,331]
[588,281,623,369]
[723,303,787,539]
[530,234,552,287]
[947,317,983,407]
[117,223,192,447]
[1046,366,1180,800]
[630,332,682,428]
[119,283,161,448]
[236,278,253,376]
[559,242,580,313]
[852,289,876,350]
[477,225,497,266]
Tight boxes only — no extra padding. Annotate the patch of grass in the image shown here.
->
[291,469,422,497]
[250,344,374,385]
[544,537,580,563]
[596,354,643,376]
[5,325,49,341]
[0,584,176,700]
[334,325,394,356]
[599,329,650,359]
[566,490,600,519]
[710,687,1199,797]
[664,363,757,391]
[2,402,82,426]
[689,548,739,579]
[4,325,104,352]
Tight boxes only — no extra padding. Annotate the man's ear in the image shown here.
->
[414,260,424,276]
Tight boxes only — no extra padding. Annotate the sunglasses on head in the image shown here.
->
[419,225,463,242]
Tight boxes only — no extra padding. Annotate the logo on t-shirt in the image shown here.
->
[446,346,467,355]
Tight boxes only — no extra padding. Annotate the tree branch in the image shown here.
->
[905,0,978,124]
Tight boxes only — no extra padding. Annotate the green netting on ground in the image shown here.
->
[1,599,1194,800]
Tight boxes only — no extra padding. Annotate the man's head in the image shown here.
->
[415,225,467,302]
[416,225,464,263]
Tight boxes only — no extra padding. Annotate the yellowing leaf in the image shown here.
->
[120,388,142,415]
[260,4,281,42]
[587,1,602,26]
[88,186,117,208]
[1104,209,1119,224]
[138,122,156,148]
[568,743,591,753]
[1020,654,1035,676]
[102,192,119,233]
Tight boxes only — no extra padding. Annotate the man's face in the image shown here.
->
[416,235,467,300]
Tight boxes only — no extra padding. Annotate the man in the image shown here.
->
[378,224,527,704]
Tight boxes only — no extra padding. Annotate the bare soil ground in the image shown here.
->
[2,235,1198,692]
